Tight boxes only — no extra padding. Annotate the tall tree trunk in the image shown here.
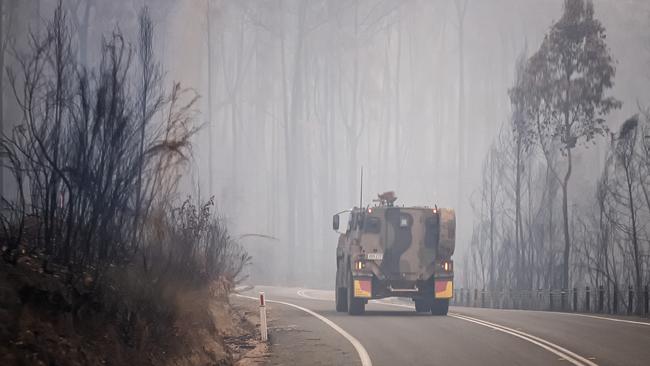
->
[432,14,447,197]
[206,0,214,192]
[231,96,238,197]
[546,163,555,288]
[623,159,641,313]
[515,134,522,289]
[348,0,359,203]
[79,0,92,66]
[489,152,495,290]
[527,165,534,289]
[0,0,16,198]
[561,147,572,291]
[324,7,339,278]
[394,12,401,188]
[454,0,467,213]
[229,15,246,213]
[381,28,391,172]
[280,19,292,284]
[559,70,575,291]
[0,0,5,198]
[281,0,306,283]
[134,7,154,252]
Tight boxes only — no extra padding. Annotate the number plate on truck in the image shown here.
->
[366,253,383,260]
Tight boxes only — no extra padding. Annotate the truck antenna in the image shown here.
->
[359,167,363,209]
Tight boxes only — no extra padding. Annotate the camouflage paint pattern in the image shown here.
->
[336,205,455,299]
[354,207,455,282]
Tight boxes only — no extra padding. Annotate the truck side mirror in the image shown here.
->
[332,214,340,231]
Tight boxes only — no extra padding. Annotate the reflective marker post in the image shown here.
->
[260,292,268,341]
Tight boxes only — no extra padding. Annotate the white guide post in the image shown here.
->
[259,291,268,341]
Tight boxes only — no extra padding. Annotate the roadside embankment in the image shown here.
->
[0,254,260,366]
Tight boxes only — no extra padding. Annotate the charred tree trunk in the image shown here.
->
[206,0,214,192]
[79,0,92,66]
[454,0,468,213]
[515,134,522,288]
[0,0,5,197]
[281,0,306,282]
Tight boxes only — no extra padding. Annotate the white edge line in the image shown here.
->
[236,294,372,366]
[296,290,598,366]
[296,288,334,301]
[550,311,650,326]
[451,313,597,366]
[453,305,650,327]
[373,300,596,366]
[450,314,586,366]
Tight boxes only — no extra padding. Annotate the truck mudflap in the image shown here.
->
[435,280,453,299]
[353,277,372,298]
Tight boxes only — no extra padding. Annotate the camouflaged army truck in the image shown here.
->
[332,192,455,315]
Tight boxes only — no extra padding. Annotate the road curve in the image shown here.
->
[238,286,650,366]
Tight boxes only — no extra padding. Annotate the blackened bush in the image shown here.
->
[0,4,197,275]
[0,4,251,363]
[143,197,251,289]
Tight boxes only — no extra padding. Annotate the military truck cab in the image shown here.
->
[332,192,455,315]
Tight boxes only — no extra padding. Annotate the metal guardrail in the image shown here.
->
[450,285,650,316]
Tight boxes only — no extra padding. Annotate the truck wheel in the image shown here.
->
[414,298,431,312]
[347,273,365,315]
[430,299,449,315]
[335,266,348,312]
[335,287,348,312]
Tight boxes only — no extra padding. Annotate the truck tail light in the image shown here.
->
[442,260,453,272]
[354,260,365,270]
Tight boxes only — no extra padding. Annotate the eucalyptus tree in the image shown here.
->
[521,0,621,290]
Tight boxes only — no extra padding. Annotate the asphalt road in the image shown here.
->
[238,286,650,366]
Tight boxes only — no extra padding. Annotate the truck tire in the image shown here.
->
[335,266,348,312]
[335,286,348,312]
[414,298,432,312]
[430,298,449,315]
[347,273,365,315]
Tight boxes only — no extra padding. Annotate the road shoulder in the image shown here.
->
[231,295,361,366]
